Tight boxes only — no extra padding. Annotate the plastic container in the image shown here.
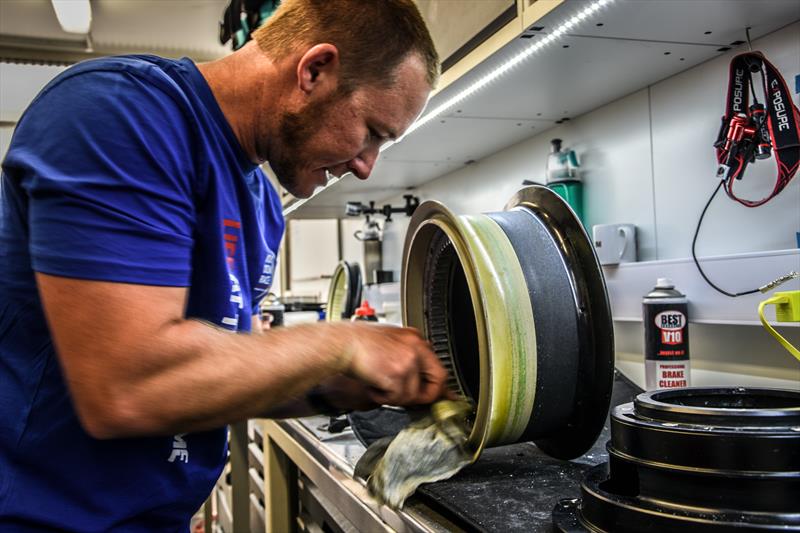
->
[548,180,584,226]
[545,139,580,183]
[545,139,584,226]
[351,300,379,322]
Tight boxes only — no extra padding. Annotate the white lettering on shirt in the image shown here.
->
[221,272,243,329]
[167,433,189,463]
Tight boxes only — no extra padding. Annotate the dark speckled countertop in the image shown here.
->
[413,372,641,532]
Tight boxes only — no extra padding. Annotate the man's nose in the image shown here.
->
[347,146,379,180]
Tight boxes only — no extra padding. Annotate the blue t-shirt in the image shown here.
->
[0,56,284,531]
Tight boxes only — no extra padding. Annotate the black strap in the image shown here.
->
[714,51,800,207]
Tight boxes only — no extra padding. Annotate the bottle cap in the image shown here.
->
[655,277,675,289]
[354,300,376,317]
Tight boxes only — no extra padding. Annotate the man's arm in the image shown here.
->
[249,314,378,418]
[37,274,446,439]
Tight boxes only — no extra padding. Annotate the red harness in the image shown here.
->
[714,51,800,207]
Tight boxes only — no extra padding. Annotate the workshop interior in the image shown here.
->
[1,0,799,532]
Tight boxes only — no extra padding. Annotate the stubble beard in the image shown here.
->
[271,90,345,198]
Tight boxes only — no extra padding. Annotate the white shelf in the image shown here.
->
[285,0,800,219]
[604,249,800,327]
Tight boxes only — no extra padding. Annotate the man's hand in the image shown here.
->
[310,324,449,412]
[342,323,448,406]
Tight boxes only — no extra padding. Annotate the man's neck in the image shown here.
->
[197,42,283,164]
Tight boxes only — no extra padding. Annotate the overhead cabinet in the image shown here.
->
[417,0,517,72]
[416,0,564,92]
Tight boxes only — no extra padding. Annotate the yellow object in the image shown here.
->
[758,290,800,362]
[402,201,538,458]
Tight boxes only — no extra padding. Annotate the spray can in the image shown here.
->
[643,278,690,390]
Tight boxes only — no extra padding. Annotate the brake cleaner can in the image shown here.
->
[643,278,690,390]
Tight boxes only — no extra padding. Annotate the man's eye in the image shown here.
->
[369,128,384,142]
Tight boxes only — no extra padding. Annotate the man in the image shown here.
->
[0,0,447,530]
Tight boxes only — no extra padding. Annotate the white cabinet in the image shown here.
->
[288,219,339,300]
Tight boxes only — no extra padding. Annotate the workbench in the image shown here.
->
[247,373,641,533]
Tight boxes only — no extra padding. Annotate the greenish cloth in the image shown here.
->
[354,400,473,509]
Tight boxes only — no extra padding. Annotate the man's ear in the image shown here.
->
[297,43,340,95]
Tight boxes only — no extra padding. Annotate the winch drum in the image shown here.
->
[402,186,614,460]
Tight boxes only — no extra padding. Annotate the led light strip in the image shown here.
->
[284,0,612,216]
[403,0,613,139]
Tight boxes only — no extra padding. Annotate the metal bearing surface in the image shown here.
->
[611,388,800,473]
[553,463,800,532]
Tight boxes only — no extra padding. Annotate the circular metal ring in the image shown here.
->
[326,261,362,322]
[553,463,800,532]
[633,387,800,426]
[402,200,538,458]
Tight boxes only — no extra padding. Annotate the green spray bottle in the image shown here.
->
[545,139,584,226]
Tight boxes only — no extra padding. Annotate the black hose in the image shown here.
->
[691,182,760,298]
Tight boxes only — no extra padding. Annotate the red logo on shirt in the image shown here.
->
[223,219,240,268]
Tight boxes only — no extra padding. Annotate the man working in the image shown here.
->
[0,0,447,530]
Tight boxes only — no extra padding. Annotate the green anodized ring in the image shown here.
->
[402,201,538,458]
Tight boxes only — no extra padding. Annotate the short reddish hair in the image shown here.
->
[253,0,439,92]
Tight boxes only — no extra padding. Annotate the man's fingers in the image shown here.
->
[415,379,440,404]
[414,344,449,404]
[404,362,421,403]
[444,388,460,401]
[367,386,392,405]
[343,323,452,407]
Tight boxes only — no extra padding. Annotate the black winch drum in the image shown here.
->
[553,387,800,532]
[402,185,615,460]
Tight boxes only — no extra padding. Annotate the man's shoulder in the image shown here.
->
[39,55,191,108]
[7,54,202,189]
[13,55,201,147]
[70,54,175,71]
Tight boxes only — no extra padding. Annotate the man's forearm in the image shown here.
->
[37,275,442,440]
[77,319,351,438]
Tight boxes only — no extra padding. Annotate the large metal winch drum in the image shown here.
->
[402,186,614,460]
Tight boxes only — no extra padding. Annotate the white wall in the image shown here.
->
[379,22,800,267]
[1,62,70,165]
[0,62,68,123]
[0,125,13,164]
[366,22,800,383]
[287,219,339,299]
[340,218,365,266]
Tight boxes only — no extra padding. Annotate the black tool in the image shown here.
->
[345,195,420,222]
